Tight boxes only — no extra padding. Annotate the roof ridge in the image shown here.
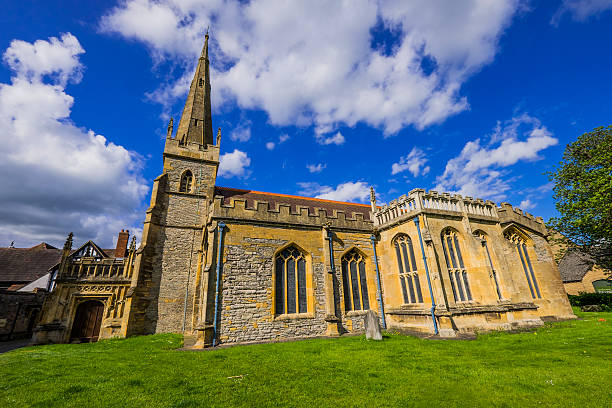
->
[215,186,371,208]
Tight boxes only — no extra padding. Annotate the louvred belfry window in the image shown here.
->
[441,229,473,302]
[505,231,541,299]
[393,235,423,304]
[341,249,370,311]
[179,170,193,192]
[275,246,307,315]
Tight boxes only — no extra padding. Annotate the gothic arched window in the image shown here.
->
[341,249,370,311]
[441,229,472,302]
[475,231,503,300]
[505,230,541,299]
[275,246,307,315]
[179,170,193,193]
[393,235,423,304]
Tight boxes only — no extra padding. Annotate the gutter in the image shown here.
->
[413,217,439,335]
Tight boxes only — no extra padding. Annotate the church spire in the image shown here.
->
[175,31,214,146]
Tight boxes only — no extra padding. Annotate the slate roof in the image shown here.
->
[557,248,594,282]
[0,243,62,284]
[215,186,372,219]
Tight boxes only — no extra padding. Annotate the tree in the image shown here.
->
[548,125,612,272]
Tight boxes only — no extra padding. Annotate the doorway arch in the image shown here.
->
[70,300,104,342]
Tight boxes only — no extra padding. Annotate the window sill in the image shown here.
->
[345,310,369,317]
[275,313,315,321]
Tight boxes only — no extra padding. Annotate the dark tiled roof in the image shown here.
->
[558,249,594,282]
[0,243,62,284]
[215,186,372,219]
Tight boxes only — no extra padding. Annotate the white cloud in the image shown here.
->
[0,34,149,248]
[298,181,370,203]
[519,199,535,210]
[306,163,326,173]
[279,133,290,143]
[316,131,345,146]
[100,0,521,135]
[229,122,251,142]
[434,114,558,201]
[218,149,251,178]
[552,0,612,25]
[391,147,430,176]
[265,141,275,150]
[3,33,84,86]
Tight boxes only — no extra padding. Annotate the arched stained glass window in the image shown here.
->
[441,229,472,302]
[275,246,307,315]
[341,249,370,311]
[393,235,423,304]
[179,170,193,193]
[505,230,541,299]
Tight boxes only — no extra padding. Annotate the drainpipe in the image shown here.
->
[325,227,335,273]
[413,217,439,335]
[369,235,386,329]
[212,221,226,347]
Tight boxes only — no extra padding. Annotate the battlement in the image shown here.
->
[497,202,546,234]
[163,136,220,163]
[375,188,545,234]
[212,195,374,231]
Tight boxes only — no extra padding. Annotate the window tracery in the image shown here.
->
[341,249,370,311]
[475,231,503,300]
[275,246,307,314]
[393,235,423,304]
[441,229,472,302]
[505,230,541,299]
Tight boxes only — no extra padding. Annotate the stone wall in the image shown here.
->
[0,290,46,341]
[136,145,218,335]
[375,209,573,336]
[564,267,611,294]
[214,223,377,344]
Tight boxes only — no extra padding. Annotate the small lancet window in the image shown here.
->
[179,170,193,193]
[504,230,541,299]
[441,229,472,302]
[341,249,370,311]
[198,78,204,87]
[393,235,423,304]
[275,246,307,315]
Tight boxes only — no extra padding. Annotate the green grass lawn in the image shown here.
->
[1,310,611,408]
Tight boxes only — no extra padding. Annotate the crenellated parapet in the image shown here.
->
[212,195,374,231]
[497,202,547,235]
[375,188,545,234]
[163,137,220,164]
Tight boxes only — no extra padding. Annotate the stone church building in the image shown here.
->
[33,35,574,346]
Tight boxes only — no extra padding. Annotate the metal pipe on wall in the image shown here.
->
[413,217,439,335]
[212,221,226,347]
[369,235,387,329]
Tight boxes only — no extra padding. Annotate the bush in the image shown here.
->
[568,292,612,311]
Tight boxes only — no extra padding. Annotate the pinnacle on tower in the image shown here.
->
[175,32,214,146]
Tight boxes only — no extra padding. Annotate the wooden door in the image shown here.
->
[70,300,104,342]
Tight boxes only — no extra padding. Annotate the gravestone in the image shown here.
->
[364,310,382,340]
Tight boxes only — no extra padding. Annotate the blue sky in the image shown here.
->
[1,0,611,248]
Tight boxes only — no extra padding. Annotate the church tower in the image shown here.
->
[127,32,221,337]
